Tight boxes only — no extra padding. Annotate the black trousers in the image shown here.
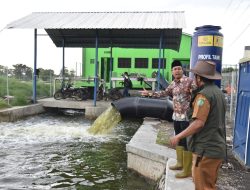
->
[123,87,130,97]
[173,120,189,150]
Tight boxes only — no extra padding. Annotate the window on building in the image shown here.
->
[152,58,166,68]
[118,58,131,68]
[90,59,95,64]
[135,58,148,68]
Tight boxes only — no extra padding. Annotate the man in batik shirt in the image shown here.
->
[141,60,196,178]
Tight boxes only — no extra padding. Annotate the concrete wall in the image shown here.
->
[126,120,176,181]
[0,103,45,122]
[85,106,109,119]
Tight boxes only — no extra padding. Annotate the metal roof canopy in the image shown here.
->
[5,11,186,105]
[6,11,186,50]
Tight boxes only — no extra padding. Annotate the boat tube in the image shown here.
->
[111,97,173,121]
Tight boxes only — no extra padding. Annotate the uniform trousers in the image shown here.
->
[192,153,223,190]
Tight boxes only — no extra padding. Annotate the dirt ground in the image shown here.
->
[155,117,250,190]
[216,119,250,190]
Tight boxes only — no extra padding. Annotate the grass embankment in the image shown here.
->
[156,121,174,148]
[0,76,51,109]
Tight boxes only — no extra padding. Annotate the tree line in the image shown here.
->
[0,64,75,81]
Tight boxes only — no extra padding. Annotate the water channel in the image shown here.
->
[0,112,155,190]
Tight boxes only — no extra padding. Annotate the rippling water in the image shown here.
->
[0,113,154,190]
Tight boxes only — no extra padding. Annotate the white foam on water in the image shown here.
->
[0,115,113,146]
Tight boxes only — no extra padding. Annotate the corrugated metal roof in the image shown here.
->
[6,11,185,29]
[5,11,186,50]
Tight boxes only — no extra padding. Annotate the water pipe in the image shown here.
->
[111,97,173,121]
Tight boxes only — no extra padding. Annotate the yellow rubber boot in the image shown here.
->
[169,146,184,170]
[175,150,192,178]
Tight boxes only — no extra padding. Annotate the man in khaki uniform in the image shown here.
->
[170,60,227,190]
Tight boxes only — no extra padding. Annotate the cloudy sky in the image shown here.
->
[0,0,249,74]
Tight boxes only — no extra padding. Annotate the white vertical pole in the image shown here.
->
[75,62,77,77]
[79,62,82,77]
[33,29,37,103]
[53,78,56,96]
[50,70,52,97]
[230,71,235,119]
[6,67,9,105]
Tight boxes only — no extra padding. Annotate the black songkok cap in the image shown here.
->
[171,60,182,68]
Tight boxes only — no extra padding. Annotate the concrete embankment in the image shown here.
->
[0,103,45,122]
[126,119,175,181]
[0,99,111,122]
[126,118,194,189]
[38,98,110,119]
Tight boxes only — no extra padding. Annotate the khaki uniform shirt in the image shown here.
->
[192,94,210,122]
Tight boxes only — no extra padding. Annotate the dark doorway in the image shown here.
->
[101,57,113,82]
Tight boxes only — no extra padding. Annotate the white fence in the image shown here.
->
[221,64,239,123]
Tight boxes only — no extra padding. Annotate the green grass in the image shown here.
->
[0,98,11,109]
[155,122,174,148]
[0,76,51,108]
[156,129,171,147]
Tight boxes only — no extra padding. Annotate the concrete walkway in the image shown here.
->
[38,98,111,119]
[165,158,194,189]
[38,98,110,109]
[0,98,111,122]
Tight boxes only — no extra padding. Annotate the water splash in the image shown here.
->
[0,113,153,189]
[0,114,109,145]
[88,106,121,135]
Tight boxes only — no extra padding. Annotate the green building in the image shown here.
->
[80,33,191,89]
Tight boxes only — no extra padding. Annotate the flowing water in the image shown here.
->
[0,112,155,190]
[88,106,122,135]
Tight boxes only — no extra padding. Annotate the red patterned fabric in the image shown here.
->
[159,75,196,121]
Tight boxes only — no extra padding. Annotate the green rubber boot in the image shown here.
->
[175,150,192,178]
[169,146,184,170]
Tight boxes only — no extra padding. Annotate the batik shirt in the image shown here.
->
[157,75,196,121]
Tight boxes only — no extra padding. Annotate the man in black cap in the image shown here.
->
[141,60,196,178]
[170,60,226,189]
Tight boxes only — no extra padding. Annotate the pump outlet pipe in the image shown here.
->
[111,97,173,121]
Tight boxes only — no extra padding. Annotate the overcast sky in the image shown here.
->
[0,0,249,75]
